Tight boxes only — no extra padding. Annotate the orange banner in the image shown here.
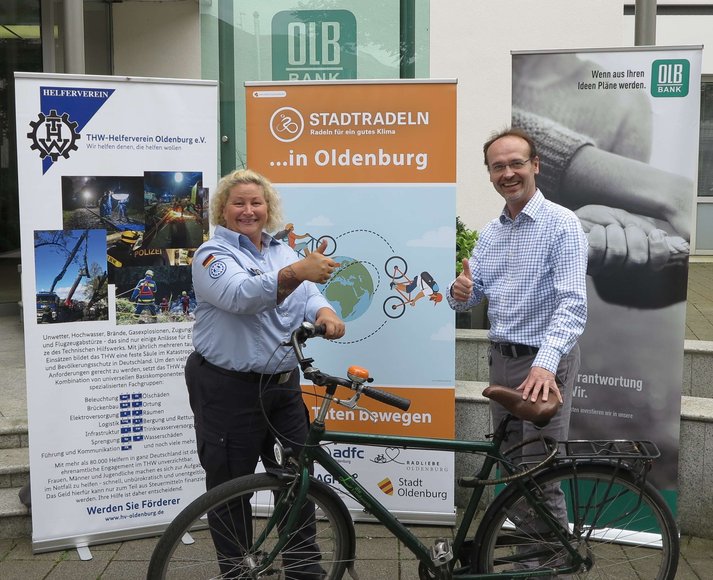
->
[302,386,455,438]
[246,81,456,183]
[247,79,458,521]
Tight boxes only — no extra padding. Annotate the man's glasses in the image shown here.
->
[488,157,534,175]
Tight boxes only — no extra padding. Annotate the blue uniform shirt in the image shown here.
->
[192,225,334,373]
[448,190,588,373]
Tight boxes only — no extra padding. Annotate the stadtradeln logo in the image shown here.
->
[269,106,304,143]
[651,59,690,98]
[27,86,115,173]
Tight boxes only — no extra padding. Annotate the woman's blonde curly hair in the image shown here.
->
[210,168,283,232]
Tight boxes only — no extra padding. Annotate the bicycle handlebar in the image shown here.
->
[359,384,411,411]
[287,322,411,412]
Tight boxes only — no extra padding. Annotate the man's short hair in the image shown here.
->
[482,127,538,166]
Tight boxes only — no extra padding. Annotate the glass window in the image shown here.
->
[0,0,43,254]
[201,0,429,174]
[699,79,713,197]
[695,79,713,252]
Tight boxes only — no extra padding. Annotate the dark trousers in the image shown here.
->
[489,344,580,578]
[185,352,323,578]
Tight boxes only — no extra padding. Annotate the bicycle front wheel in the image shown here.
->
[383,295,407,319]
[472,463,679,579]
[317,235,337,256]
[148,472,351,579]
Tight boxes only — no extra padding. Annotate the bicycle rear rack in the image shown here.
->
[558,439,660,461]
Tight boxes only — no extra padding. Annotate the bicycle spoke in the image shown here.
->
[473,464,678,579]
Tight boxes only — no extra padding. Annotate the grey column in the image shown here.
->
[634,0,657,46]
[63,0,85,73]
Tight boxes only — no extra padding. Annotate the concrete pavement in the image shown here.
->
[2,256,713,577]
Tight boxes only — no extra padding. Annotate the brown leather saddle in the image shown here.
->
[483,385,560,427]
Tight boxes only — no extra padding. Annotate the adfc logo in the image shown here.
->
[651,59,690,97]
[27,109,81,162]
[270,106,304,143]
[377,477,394,496]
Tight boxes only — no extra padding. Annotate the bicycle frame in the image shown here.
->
[308,428,496,575]
[282,407,575,579]
[244,325,664,579]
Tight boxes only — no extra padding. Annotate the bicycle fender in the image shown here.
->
[308,475,359,577]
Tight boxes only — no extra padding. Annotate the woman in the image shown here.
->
[186,168,344,578]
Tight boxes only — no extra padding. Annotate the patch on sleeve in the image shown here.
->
[208,261,227,279]
[202,254,216,268]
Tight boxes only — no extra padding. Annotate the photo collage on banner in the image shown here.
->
[512,47,703,511]
[247,80,457,523]
[15,73,217,552]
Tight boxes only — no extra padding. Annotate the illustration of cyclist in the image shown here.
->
[391,271,443,306]
[384,256,443,319]
[274,222,310,253]
[274,223,337,258]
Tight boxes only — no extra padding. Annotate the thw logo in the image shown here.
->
[27,109,81,162]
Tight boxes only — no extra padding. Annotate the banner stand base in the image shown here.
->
[76,546,92,561]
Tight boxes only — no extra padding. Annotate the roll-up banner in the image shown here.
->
[246,80,457,523]
[14,73,217,552]
[512,46,702,513]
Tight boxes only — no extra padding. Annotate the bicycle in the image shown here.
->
[294,233,337,258]
[383,256,441,318]
[147,323,679,579]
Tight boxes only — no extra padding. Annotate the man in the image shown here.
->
[449,128,587,575]
[131,269,158,321]
[180,290,190,314]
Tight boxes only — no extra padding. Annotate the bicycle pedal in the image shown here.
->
[430,538,453,566]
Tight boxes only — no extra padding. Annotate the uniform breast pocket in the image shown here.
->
[277,284,307,323]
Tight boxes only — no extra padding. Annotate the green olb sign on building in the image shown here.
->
[272,10,357,81]
[651,59,690,97]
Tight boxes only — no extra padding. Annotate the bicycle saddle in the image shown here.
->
[482,385,560,427]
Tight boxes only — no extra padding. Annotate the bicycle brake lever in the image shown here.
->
[333,392,362,410]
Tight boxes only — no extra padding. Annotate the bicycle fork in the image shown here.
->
[242,468,313,577]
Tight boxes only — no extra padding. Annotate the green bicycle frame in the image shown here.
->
[315,426,498,571]
[294,422,576,579]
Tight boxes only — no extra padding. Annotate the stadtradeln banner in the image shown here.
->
[14,73,217,552]
[512,46,702,512]
[246,80,457,523]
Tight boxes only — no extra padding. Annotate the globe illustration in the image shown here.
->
[322,257,374,322]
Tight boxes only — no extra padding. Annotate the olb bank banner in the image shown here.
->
[512,46,702,511]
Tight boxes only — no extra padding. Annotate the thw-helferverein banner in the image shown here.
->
[512,46,702,512]
[247,80,457,523]
[15,73,217,552]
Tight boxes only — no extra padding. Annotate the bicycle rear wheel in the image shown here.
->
[472,463,679,579]
[148,472,351,579]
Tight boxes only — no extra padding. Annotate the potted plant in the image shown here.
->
[455,217,488,329]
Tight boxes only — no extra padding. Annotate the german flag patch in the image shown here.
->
[377,477,394,496]
[202,254,216,268]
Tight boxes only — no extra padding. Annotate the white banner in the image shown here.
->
[15,73,217,552]
[512,47,702,510]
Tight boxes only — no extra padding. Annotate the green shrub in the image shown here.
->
[456,216,478,275]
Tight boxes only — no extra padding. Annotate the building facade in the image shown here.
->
[1,0,712,258]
